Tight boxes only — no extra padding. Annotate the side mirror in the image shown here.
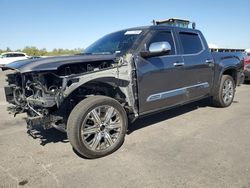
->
[140,41,171,58]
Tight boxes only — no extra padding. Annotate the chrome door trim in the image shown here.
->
[146,82,209,102]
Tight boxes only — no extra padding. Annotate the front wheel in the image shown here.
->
[67,96,128,159]
[212,75,235,107]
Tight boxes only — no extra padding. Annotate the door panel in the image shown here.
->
[181,52,214,100]
[136,55,187,114]
[178,31,214,101]
[136,30,214,114]
[136,30,192,114]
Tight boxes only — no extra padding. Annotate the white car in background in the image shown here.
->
[0,52,29,66]
[245,49,250,56]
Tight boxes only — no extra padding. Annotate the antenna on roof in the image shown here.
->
[192,22,196,29]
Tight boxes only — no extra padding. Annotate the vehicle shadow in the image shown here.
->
[127,98,212,134]
[244,80,250,85]
[27,125,68,146]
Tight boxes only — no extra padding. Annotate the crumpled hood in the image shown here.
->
[2,54,117,73]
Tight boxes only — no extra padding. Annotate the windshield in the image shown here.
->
[84,30,143,55]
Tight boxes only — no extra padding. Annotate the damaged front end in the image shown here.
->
[3,54,139,132]
[5,71,66,131]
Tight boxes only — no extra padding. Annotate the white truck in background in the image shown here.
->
[0,52,29,66]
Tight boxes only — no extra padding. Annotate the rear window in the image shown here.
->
[179,32,203,54]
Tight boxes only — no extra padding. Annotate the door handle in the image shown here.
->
[205,59,214,67]
[173,62,185,67]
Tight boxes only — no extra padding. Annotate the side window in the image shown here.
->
[149,31,175,55]
[7,54,14,57]
[16,54,25,57]
[179,32,203,54]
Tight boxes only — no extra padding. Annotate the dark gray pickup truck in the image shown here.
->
[2,24,244,158]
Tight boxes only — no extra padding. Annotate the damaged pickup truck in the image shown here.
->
[2,22,244,158]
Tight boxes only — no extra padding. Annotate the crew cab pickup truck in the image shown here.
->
[2,24,244,158]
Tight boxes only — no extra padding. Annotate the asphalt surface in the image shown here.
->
[0,71,250,188]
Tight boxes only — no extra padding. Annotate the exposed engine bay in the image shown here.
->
[6,72,62,113]
[4,54,138,132]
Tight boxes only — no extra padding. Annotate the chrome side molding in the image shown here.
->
[147,82,209,102]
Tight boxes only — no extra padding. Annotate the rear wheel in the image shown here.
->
[67,96,128,158]
[212,75,235,107]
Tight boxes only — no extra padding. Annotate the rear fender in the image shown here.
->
[212,56,242,96]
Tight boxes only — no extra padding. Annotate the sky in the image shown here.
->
[0,0,250,50]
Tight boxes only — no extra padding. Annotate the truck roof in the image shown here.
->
[122,25,200,33]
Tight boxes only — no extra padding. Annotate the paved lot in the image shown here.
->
[0,71,250,188]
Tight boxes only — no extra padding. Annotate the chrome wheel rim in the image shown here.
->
[222,79,234,104]
[81,105,122,151]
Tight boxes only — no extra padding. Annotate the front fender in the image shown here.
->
[63,68,119,97]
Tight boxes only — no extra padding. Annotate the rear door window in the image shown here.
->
[179,32,203,54]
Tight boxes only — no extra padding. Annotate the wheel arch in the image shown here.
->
[62,76,138,119]
[211,66,237,98]
[222,67,237,84]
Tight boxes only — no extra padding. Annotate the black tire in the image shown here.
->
[67,96,128,159]
[212,75,235,107]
